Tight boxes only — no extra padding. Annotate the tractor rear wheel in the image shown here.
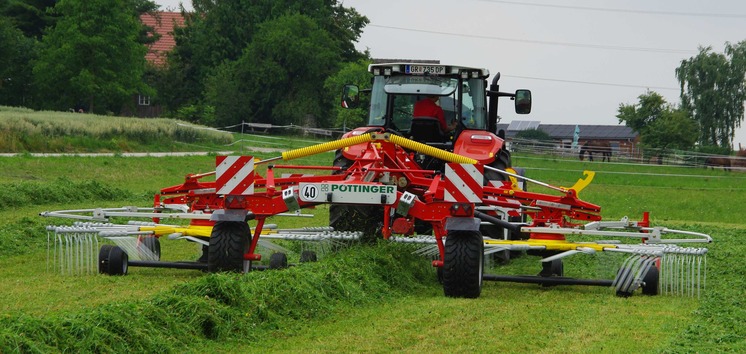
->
[329,151,382,243]
[443,230,484,298]
[208,221,250,273]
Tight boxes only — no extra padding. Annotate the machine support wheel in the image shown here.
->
[299,250,318,263]
[107,246,129,276]
[98,244,114,274]
[208,221,250,273]
[443,230,484,298]
[269,252,289,269]
[138,236,161,261]
[641,265,660,296]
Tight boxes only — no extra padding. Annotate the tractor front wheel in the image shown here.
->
[443,230,484,298]
[208,221,250,273]
[329,151,382,242]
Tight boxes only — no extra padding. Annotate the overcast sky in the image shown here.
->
[155,0,746,149]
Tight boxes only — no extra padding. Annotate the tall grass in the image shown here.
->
[0,106,233,152]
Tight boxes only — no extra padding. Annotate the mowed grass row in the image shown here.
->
[0,151,744,352]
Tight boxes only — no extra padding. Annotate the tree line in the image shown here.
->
[1,0,744,151]
[0,0,370,129]
[618,43,746,153]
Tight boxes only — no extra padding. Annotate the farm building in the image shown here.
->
[122,12,185,118]
[497,121,639,157]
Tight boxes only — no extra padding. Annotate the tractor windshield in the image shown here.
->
[366,76,487,132]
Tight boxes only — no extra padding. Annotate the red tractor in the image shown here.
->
[331,63,532,245]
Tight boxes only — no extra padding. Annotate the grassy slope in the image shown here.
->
[0,143,744,352]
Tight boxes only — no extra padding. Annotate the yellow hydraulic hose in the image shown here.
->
[388,135,478,164]
[281,133,374,161]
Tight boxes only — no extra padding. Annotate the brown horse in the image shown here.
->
[579,140,612,162]
[704,156,732,171]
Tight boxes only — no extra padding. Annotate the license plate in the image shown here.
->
[405,65,446,75]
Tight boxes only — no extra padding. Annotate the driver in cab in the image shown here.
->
[413,95,457,133]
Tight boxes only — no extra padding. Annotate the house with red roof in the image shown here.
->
[124,12,185,117]
[140,12,185,67]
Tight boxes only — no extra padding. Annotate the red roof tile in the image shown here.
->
[140,12,185,66]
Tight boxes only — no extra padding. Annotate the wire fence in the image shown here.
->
[508,137,746,172]
[180,121,746,172]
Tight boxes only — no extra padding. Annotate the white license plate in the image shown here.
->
[405,65,446,75]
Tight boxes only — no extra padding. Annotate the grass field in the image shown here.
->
[0,136,744,352]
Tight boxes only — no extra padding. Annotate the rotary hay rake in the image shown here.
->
[42,131,711,298]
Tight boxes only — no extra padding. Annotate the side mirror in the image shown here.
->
[514,89,532,114]
[341,85,360,109]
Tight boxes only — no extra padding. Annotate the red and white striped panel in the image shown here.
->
[444,163,483,203]
[216,156,255,195]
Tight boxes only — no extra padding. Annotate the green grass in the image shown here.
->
[0,106,338,154]
[0,144,744,352]
[0,106,233,153]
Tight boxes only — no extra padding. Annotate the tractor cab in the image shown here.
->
[341,63,531,166]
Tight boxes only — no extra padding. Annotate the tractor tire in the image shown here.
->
[98,244,114,274]
[208,221,250,273]
[107,246,129,276]
[484,148,512,183]
[299,250,318,263]
[443,230,484,298]
[641,265,660,296]
[138,236,161,261]
[269,252,289,269]
[329,151,383,243]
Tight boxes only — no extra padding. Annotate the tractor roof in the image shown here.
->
[368,63,490,79]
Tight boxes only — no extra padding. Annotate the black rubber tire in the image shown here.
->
[299,250,318,263]
[208,221,250,273]
[98,244,114,274]
[443,230,484,298]
[484,149,512,184]
[641,265,660,296]
[107,246,129,276]
[269,252,289,269]
[614,267,634,298]
[138,236,161,261]
[328,151,383,243]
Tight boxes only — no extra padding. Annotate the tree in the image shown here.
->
[33,0,152,114]
[205,14,342,128]
[640,109,698,151]
[1,0,57,39]
[515,128,552,141]
[676,42,746,149]
[166,0,368,117]
[0,16,37,106]
[323,59,372,130]
[617,91,698,152]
